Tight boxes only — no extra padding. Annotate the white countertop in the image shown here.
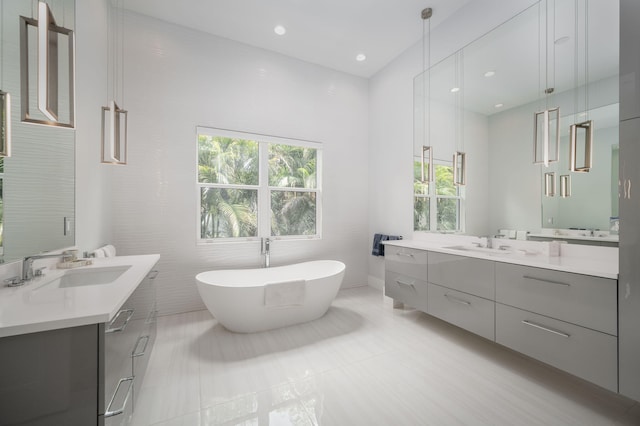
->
[384,239,618,280]
[528,233,619,243]
[0,254,160,338]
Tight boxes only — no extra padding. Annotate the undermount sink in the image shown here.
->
[444,245,510,255]
[37,265,131,290]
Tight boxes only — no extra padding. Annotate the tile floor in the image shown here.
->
[131,286,640,426]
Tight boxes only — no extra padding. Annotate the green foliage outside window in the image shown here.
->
[413,160,460,232]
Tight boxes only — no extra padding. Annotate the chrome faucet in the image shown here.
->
[473,236,493,249]
[261,238,271,268]
[22,251,74,282]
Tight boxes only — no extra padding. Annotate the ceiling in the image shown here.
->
[122,0,472,78]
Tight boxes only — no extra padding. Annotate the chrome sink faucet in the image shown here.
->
[261,238,271,268]
[22,251,74,282]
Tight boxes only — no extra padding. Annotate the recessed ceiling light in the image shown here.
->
[356,53,366,62]
[450,87,460,93]
[494,103,504,108]
[484,70,496,77]
[555,36,570,45]
[274,25,286,36]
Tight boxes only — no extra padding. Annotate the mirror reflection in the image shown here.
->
[413,0,619,244]
[0,0,75,263]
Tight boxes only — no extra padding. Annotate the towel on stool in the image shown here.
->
[264,280,306,308]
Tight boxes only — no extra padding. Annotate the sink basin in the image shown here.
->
[444,245,510,255]
[37,265,131,289]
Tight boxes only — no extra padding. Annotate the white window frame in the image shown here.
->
[414,160,465,233]
[196,126,322,244]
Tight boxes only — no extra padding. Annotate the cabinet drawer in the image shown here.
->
[427,252,494,299]
[496,303,617,392]
[385,270,428,311]
[427,283,495,340]
[385,246,428,279]
[495,263,617,335]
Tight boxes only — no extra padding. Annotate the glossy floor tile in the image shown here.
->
[131,286,640,426]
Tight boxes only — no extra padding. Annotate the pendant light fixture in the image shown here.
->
[452,50,466,186]
[419,7,434,184]
[569,0,593,173]
[0,1,11,157]
[101,0,127,165]
[533,0,560,167]
[19,1,75,128]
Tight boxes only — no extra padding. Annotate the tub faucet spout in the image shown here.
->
[261,237,271,268]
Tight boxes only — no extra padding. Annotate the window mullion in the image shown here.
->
[258,142,270,237]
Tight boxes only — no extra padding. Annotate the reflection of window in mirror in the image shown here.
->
[414,161,463,232]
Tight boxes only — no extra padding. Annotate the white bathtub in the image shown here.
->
[196,260,346,333]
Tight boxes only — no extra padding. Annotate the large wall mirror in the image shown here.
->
[414,0,619,243]
[0,0,75,263]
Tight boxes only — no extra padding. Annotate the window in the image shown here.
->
[414,160,463,232]
[197,127,321,242]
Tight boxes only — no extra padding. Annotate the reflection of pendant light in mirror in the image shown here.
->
[419,7,433,183]
[452,50,466,186]
[0,1,11,157]
[560,174,571,197]
[569,0,593,173]
[101,0,128,165]
[544,172,556,197]
[534,0,560,167]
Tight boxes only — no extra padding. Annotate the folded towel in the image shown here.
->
[264,280,306,308]
[516,230,528,241]
[372,234,402,256]
[102,245,117,257]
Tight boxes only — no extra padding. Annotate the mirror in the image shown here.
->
[413,0,619,240]
[0,0,75,263]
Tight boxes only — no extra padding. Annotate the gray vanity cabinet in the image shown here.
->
[101,269,158,426]
[384,246,428,311]
[426,252,495,340]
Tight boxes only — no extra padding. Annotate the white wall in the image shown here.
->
[109,12,370,315]
[75,0,113,253]
[367,0,538,287]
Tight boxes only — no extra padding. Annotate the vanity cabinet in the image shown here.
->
[384,246,428,311]
[495,304,618,392]
[426,252,495,340]
[101,269,158,426]
[383,244,620,392]
[0,267,158,426]
[495,264,617,336]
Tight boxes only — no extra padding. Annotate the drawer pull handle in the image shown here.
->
[132,335,150,358]
[521,320,570,338]
[397,252,415,258]
[147,270,159,280]
[395,279,416,290]
[104,376,134,418]
[523,276,570,287]
[444,293,471,306]
[105,309,135,334]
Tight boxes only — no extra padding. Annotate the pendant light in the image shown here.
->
[419,7,434,184]
[569,0,593,173]
[19,1,75,128]
[0,1,11,157]
[534,0,560,167]
[101,0,128,165]
[452,50,466,186]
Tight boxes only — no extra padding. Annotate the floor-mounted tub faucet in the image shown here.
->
[261,237,271,268]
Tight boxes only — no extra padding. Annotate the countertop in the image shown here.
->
[0,254,160,338]
[384,240,618,280]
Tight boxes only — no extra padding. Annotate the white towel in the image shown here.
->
[102,245,117,257]
[92,248,106,258]
[264,280,306,308]
[516,230,528,240]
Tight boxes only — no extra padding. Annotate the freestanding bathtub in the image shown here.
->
[196,260,346,333]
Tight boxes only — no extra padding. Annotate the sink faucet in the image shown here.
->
[261,238,271,268]
[22,251,75,282]
[474,236,493,249]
